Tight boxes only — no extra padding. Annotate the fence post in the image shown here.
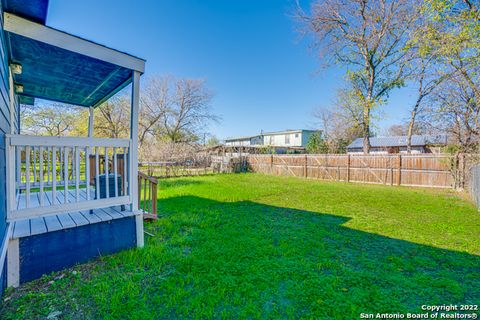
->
[304,155,308,178]
[456,153,461,189]
[152,179,157,215]
[460,153,465,189]
[138,174,142,208]
[397,154,402,186]
[390,156,394,186]
[347,154,351,183]
[270,154,274,174]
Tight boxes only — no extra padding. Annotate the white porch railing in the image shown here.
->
[6,134,133,221]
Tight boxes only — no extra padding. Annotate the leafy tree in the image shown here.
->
[94,96,130,139]
[257,146,276,154]
[419,0,479,79]
[21,103,84,136]
[387,121,430,136]
[138,76,219,144]
[314,88,365,153]
[414,0,480,153]
[306,131,329,154]
[206,136,220,147]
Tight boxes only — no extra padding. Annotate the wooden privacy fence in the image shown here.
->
[469,165,480,208]
[247,154,457,188]
[139,160,214,178]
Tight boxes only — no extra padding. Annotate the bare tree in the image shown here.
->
[428,74,480,153]
[297,0,419,153]
[162,78,218,143]
[94,75,218,147]
[94,96,130,139]
[139,77,170,146]
[314,88,364,153]
[405,56,446,152]
[21,76,219,163]
[387,124,408,136]
[387,121,429,136]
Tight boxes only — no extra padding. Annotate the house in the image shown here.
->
[347,135,449,154]
[225,129,317,153]
[261,130,316,148]
[0,0,146,292]
[224,135,253,147]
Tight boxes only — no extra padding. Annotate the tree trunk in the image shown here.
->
[407,58,429,154]
[362,105,371,154]
[363,63,375,154]
[406,101,420,154]
[406,119,414,153]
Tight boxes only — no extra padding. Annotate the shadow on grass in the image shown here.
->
[151,195,480,316]
[1,194,478,319]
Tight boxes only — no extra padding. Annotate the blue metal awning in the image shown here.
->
[4,12,145,108]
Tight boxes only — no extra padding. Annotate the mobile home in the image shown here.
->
[225,129,317,153]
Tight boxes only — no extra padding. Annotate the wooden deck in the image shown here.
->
[12,189,135,239]
[16,188,108,210]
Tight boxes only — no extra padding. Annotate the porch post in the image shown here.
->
[130,70,144,248]
[8,69,15,134]
[7,238,19,287]
[5,137,16,219]
[4,69,16,284]
[88,107,94,137]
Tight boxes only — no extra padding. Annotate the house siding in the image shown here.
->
[0,1,17,296]
[264,131,315,147]
[224,130,317,150]
[263,133,299,147]
[225,138,251,146]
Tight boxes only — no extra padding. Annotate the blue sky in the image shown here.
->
[47,0,416,139]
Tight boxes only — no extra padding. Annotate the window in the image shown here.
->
[285,134,290,144]
[295,133,299,138]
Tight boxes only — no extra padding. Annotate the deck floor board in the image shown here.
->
[30,217,47,236]
[17,189,94,210]
[11,190,138,239]
[100,207,123,219]
[56,213,76,229]
[80,211,101,224]
[13,219,30,238]
[91,209,113,222]
[69,212,89,227]
[44,215,63,232]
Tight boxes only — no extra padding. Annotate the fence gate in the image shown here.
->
[470,165,480,208]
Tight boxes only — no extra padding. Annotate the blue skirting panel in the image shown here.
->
[19,216,136,284]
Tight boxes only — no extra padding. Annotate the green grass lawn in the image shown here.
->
[1,174,479,319]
